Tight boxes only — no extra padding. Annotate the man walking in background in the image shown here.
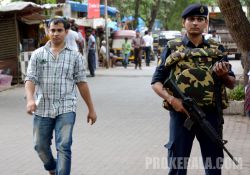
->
[87,29,96,77]
[143,30,153,66]
[132,30,144,69]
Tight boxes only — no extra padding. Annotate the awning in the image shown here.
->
[0,2,63,24]
[68,1,119,17]
[100,5,119,17]
[41,3,64,10]
[20,13,46,25]
[0,2,42,13]
[69,1,87,13]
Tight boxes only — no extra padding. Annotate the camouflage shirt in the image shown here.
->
[151,35,235,108]
[151,35,234,85]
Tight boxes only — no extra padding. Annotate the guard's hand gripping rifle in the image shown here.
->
[163,77,239,165]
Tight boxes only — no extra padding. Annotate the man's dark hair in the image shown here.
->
[145,31,148,35]
[48,18,68,30]
[86,28,92,34]
[71,25,79,32]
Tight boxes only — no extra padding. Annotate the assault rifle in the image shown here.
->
[163,77,239,165]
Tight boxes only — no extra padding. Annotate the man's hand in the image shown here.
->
[167,96,188,117]
[213,61,230,77]
[169,97,185,113]
[26,99,36,115]
[87,111,97,125]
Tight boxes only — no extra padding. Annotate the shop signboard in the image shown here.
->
[88,0,100,18]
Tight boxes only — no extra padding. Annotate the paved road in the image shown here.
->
[0,61,249,175]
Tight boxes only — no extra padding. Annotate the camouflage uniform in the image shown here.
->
[151,35,235,175]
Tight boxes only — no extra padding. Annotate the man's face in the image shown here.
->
[48,22,68,45]
[182,16,208,35]
[136,32,140,37]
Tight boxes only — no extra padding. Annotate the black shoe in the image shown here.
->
[87,74,95,77]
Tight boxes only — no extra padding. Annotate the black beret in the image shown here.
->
[181,4,208,19]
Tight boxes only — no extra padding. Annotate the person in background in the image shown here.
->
[71,24,84,55]
[65,21,80,52]
[109,49,118,68]
[87,29,96,77]
[151,4,235,175]
[39,22,50,47]
[132,30,145,69]
[122,37,131,68]
[25,18,97,175]
[143,31,153,66]
[99,40,108,68]
[210,29,221,43]
[99,41,117,68]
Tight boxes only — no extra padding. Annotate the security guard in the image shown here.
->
[151,4,236,175]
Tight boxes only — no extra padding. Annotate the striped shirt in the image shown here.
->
[25,41,87,118]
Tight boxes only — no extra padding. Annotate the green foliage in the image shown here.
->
[227,84,245,101]
[241,0,250,5]
[110,0,217,30]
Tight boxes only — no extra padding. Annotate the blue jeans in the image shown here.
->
[123,53,130,68]
[33,112,76,175]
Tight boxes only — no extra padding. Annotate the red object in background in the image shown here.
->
[209,12,217,18]
[88,0,100,19]
[78,26,86,38]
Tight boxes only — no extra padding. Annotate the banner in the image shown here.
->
[88,0,100,19]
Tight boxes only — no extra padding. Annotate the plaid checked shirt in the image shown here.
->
[25,41,87,118]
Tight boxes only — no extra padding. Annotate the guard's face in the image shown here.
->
[48,22,68,45]
[182,16,208,35]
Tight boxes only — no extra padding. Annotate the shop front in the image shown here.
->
[0,2,63,86]
[0,2,44,85]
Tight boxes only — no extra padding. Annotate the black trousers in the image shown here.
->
[144,46,151,65]
[134,48,142,68]
[88,50,96,76]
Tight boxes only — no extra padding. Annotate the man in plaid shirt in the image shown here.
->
[25,18,97,175]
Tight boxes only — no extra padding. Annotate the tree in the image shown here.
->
[100,0,217,30]
[217,0,250,85]
[133,0,141,29]
[147,0,161,31]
